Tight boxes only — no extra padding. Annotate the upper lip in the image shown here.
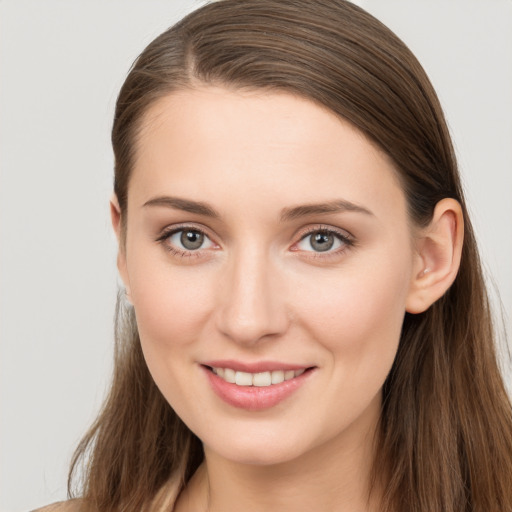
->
[202,360,313,373]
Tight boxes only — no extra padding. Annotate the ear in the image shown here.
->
[110,194,132,301]
[406,198,464,314]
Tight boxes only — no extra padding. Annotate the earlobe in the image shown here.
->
[406,198,464,314]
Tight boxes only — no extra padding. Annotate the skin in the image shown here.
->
[112,87,463,512]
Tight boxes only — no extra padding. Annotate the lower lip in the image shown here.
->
[202,366,314,411]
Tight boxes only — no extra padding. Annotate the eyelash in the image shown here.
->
[155,224,355,260]
[156,224,214,259]
[294,225,355,259]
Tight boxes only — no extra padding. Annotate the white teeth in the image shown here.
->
[271,370,284,384]
[211,367,307,386]
[224,368,236,383]
[235,371,253,386]
[253,372,272,387]
[284,370,295,380]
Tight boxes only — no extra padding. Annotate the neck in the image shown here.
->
[175,405,383,512]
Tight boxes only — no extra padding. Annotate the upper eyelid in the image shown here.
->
[295,224,354,241]
[157,223,213,240]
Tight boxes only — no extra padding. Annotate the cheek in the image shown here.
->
[286,258,411,440]
[129,253,215,348]
[128,260,217,420]
[126,252,218,415]
[295,253,411,375]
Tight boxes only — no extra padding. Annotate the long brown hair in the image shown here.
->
[69,1,512,510]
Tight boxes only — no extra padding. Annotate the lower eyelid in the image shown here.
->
[165,246,204,258]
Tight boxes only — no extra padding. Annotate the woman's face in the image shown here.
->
[117,87,422,465]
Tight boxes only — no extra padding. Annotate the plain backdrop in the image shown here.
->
[1,1,511,510]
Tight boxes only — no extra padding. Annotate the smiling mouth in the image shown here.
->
[206,366,312,387]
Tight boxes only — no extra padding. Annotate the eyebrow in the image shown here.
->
[142,195,373,221]
[143,196,220,218]
[280,200,374,222]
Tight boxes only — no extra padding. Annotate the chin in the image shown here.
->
[202,425,319,467]
[213,444,306,466]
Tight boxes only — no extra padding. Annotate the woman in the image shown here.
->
[36,0,512,511]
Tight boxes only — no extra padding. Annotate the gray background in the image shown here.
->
[1,1,511,510]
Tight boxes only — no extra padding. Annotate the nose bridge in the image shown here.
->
[216,242,287,345]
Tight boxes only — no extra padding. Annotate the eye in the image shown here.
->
[295,228,352,253]
[158,227,215,254]
[170,229,212,250]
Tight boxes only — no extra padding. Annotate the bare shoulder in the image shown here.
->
[31,499,85,512]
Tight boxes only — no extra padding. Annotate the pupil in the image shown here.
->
[181,230,204,250]
[311,232,334,252]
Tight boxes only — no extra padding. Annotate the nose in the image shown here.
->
[215,246,289,346]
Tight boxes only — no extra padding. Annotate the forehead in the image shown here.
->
[130,87,407,224]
